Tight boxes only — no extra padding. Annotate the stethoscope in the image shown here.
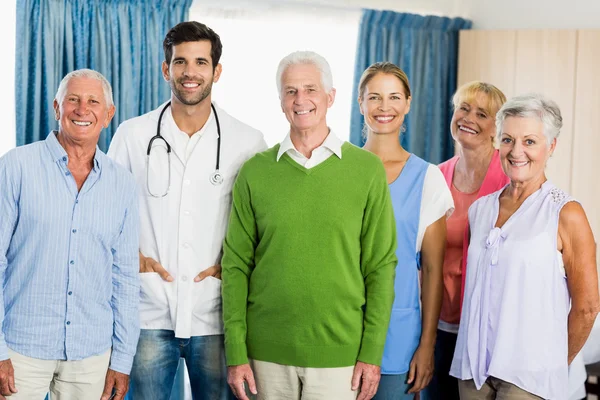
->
[146,101,223,197]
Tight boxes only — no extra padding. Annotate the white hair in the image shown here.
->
[276,51,333,96]
[496,93,562,147]
[55,69,114,106]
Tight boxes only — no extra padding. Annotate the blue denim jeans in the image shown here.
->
[373,373,415,400]
[129,329,234,400]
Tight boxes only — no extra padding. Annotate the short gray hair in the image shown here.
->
[496,93,562,147]
[276,51,333,96]
[55,69,114,106]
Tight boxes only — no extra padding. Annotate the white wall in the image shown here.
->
[0,1,16,156]
[223,0,462,15]
[190,2,360,145]
[271,0,600,29]
[455,0,600,29]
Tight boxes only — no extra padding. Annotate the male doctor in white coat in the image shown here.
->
[108,21,266,400]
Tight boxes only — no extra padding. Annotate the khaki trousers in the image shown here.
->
[458,377,543,400]
[8,348,111,400]
[250,359,358,400]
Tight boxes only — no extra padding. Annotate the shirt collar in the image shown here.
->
[276,133,296,161]
[45,131,102,172]
[322,131,343,159]
[276,129,343,161]
[166,104,216,139]
[163,104,216,165]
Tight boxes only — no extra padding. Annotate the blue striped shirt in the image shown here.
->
[0,132,140,374]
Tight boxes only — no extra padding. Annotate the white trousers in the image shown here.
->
[250,359,358,400]
[8,348,111,400]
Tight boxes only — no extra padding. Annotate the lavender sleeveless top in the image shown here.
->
[450,181,574,399]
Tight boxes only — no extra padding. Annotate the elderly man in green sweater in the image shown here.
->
[222,51,397,400]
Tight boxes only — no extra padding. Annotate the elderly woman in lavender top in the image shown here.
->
[450,93,600,399]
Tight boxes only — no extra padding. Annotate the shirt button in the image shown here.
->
[65,171,70,176]
[72,229,77,233]
[62,156,67,162]
[70,260,75,265]
[181,276,188,282]
[184,179,191,185]
[182,242,189,248]
[68,291,72,295]
[184,210,190,216]
[75,200,79,204]
[66,321,71,325]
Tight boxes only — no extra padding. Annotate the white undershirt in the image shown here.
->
[415,165,455,252]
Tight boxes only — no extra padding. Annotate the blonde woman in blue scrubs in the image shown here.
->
[359,62,454,398]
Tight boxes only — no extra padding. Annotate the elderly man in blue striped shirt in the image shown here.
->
[0,69,140,400]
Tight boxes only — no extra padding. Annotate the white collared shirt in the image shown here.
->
[276,130,343,168]
[108,102,267,338]
[167,107,214,162]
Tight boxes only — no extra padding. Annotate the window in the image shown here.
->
[189,2,361,146]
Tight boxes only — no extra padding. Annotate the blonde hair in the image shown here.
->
[452,81,506,117]
[358,62,411,100]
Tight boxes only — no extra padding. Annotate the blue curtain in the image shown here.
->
[16,0,192,152]
[350,10,472,164]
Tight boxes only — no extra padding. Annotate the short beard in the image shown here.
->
[171,80,213,106]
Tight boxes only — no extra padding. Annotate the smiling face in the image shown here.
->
[499,116,555,184]
[53,77,115,145]
[162,40,222,106]
[359,72,411,136]
[451,92,497,150]
[280,63,335,134]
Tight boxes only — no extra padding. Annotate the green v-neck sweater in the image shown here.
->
[222,142,397,368]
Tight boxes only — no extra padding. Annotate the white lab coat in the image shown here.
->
[108,101,267,338]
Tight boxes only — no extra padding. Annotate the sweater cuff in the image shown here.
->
[357,340,385,366]
[225,341,249,366]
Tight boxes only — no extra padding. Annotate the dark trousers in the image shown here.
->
[420,329,459,400]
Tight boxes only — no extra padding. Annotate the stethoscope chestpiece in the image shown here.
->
[210,170,224,186]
